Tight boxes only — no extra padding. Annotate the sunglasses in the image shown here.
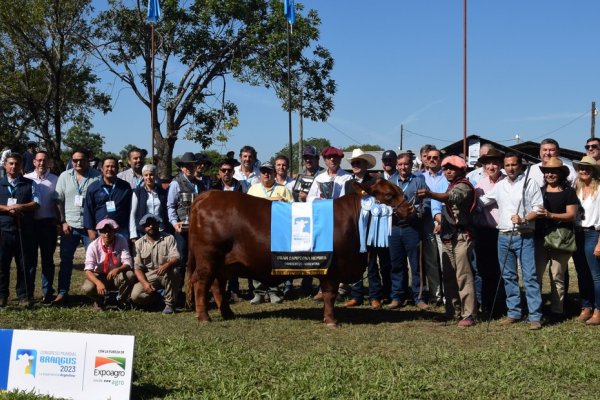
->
[350,160,363,167]
[220,168,233,173]
[72,158,85,164]
[585,144,599,150]
[426,156,440,160]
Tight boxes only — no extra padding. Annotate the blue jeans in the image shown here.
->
[58,227,91,296]
[497,233,542,322]
[585,230,600,310]
[573,230,595,309]
[389,225,424,303]
[33,219,58,297]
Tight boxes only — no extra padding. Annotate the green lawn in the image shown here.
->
[1,249,599,399]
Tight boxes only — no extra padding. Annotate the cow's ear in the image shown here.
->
[353,179,375,196]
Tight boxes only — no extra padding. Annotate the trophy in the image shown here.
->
[318,181,334,199]
[180,192,195,232]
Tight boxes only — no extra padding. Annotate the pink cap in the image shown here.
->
[96,218,119,231]
[441,155,467,170]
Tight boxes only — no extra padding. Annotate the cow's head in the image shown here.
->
[353,178,415,220]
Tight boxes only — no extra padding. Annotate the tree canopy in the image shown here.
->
[0,0,111,170]
[92,0,335,178]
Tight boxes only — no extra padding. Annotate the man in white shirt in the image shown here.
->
[233,145,260,193]
[117,147,146,189]
[478,152,544,330]
[24,151,59,304]
[307,146,352,201]
[529,138,576,188]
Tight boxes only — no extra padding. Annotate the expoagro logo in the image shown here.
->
[15,349,37,378]
[94,356,126,378]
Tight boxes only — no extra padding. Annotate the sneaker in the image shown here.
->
[499,317,520,326]
[162,305,175,315]
[528,321,542,330]
[458,316,475,328]
[250,294,264,305]
[269,293,283,304]
[415,301,430,311]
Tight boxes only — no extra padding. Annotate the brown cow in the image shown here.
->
[186,178,413,327]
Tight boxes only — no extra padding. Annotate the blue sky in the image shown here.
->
[92,1,600,160]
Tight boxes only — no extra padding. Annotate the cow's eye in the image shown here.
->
[385,193,392,200]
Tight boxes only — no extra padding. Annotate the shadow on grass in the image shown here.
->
[131,382,172,399]
[236,306,440,325]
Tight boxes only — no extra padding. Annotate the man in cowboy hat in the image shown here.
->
[307,146,352,201]
[466,143,496,186]
[131,214,181,314]
[473,148,506,316]
[167,151,202,301]
[478,152,544,330]
[417,155,478,327]
[193,152,213,193]
[343,149,389,309]
[82,218,135,311]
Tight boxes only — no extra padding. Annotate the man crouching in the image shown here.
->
[82,218,135,310]
[131,214,181,314]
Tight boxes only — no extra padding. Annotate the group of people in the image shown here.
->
[1,137,599,330]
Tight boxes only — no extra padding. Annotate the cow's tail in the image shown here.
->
[185,236,196,308]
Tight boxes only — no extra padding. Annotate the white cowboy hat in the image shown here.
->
[347,148,376,169]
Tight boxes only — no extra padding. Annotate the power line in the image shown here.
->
[325,121,363,145]
[403,128,454,143]
[494,110,590,143]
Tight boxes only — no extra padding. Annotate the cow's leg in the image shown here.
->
[211,276,235,320]
[194,279,212,322]
[320,278,340,328]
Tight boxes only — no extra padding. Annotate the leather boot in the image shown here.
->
[578,307,593,322]
[586,309,600,325]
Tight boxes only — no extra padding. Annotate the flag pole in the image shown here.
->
[151,21,156,162]
[286,20,293,170]
[463,0,467,158]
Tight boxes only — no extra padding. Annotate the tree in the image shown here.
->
[275,137,331,175]
[342,144,384,152]
[92,0,335,179]
[63,126,105,156]
[0,0,111,170]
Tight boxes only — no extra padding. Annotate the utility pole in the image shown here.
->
[592,101,596,138]
[400,124,403,150]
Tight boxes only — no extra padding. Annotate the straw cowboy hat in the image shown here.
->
[347,148,376,169]
[572,155,600,175]
[539,157,570,177]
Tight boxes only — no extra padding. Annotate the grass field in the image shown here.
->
[1,248,600,399]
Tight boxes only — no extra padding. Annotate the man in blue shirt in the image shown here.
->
[388,152,430,310]
[84,156,132,240]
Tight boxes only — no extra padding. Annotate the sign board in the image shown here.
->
[0,329,134,400]
[467,139,481,167]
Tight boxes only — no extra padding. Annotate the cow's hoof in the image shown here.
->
[196,313,212,322]
[325,322,339,329]
[221,311,236,320]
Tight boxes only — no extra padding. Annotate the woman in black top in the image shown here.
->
[535,157,578,319]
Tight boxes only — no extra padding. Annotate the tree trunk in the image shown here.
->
[154,125,175,181]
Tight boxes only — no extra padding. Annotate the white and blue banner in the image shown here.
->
[0,329,134,400]
[271,200,334,275]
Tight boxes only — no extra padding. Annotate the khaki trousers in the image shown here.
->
[82,271,135,302]
[131,268,181,307]
[535,243,571,314]
[441,233,477,319]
